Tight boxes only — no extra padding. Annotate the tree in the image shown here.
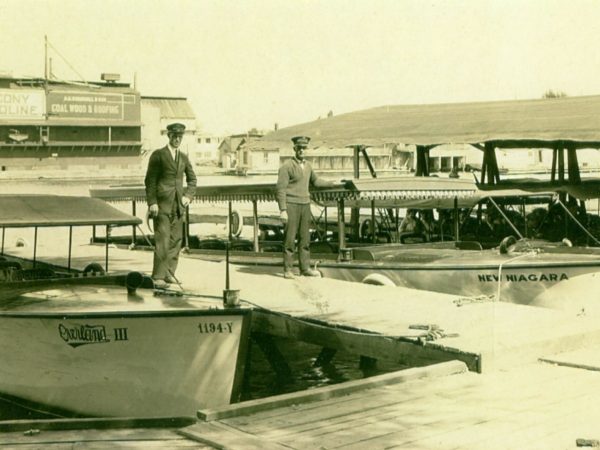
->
[543,89,567,99]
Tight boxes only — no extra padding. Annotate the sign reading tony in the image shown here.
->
[0,88,45,119]
[47,90,140,121]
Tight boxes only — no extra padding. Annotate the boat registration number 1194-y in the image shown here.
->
[198,322,234,334]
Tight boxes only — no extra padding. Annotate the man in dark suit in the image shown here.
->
[145,122,197,287]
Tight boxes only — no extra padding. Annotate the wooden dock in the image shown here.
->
[185,357,600,449]
[4,358,600,448]
[3,237,600,447]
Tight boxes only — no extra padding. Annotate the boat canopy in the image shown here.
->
[479,178,600,201]
[0,195,142,228]
[90,177,586,210]
[90,183,351,204]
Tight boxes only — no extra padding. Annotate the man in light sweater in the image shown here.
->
[276,136,335,279]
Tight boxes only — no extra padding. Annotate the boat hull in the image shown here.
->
[185,245,600,305]
[0,308,251,417]
[318,261,598,304]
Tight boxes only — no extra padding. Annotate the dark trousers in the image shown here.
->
[152,211,183,280]
[283,202,312,272]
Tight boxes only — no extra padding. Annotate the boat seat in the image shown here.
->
[20,268,57,280]
[0,260,22,269]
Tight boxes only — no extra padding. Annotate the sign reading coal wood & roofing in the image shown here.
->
[0,88,45,119]
[46,90,140,122]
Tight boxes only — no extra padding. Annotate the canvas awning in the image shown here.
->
[90,182,352,204]
[0,195,142,227]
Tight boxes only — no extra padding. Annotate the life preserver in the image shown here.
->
[15,237,28,247]
[359,218,378,241]
[226,209,244,238]
[361,273,396,286]
[561,238,573,247]
[498,235,517,254]
[83,262,105,274]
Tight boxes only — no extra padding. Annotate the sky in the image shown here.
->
[3,0,600,135]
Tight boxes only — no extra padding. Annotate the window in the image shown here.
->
[205,138,211,144]
[263,152,269,164]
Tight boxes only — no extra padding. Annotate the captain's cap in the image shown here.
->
[291,136,310,147]
[166,122,186,135]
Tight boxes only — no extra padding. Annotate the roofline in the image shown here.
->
[141,95,188,101]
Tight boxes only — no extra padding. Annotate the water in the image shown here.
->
[0,336,406,420]
[0,176,406,419]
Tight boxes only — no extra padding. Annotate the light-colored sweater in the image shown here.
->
[276,158,333,211]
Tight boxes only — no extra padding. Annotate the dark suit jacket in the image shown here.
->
[145,146,197,215]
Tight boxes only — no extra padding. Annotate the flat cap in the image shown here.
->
[291,136,311,147]
[166,122,186,134]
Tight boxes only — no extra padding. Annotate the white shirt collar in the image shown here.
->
[167,144,178,160]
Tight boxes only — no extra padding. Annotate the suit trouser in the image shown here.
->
[152,211,183,280]
[283,202,312,272]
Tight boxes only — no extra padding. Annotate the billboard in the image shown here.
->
[0,88,45,119]
[47,90,141,122]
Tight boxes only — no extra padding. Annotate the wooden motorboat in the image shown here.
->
[89,178,600,305]
[0,195,251,418]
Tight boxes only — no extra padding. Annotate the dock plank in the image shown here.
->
[0,428,204,448]
[198,361,467,421]
[198,362,600,449]
[179,421,289,450]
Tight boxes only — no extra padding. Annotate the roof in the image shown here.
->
[141,97,196,119]
[252,95,600,149]
[0,195,142,227]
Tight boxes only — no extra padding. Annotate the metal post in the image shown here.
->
[183,205,190,249]
[550,147,557,182]
[68,226,73,270]
[105,225,109,272]
[558,147,565,182]
[350,145,361,242]
[337,198,346,250]
[371,199,376,243]
[395,208,399,243]
[33,227,38,268]
[522,199,527,238]
[454,198,459,241]
[228,201,233,241]
[226,240,230,290]
[252,200,259,252]
[132,200,137,246]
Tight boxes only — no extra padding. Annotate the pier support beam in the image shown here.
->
[359,355,377,372]
[314,347,337,367]
[251,332,292,380]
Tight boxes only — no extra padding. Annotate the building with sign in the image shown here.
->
[140,96,197,167]
[0,75,141,173]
